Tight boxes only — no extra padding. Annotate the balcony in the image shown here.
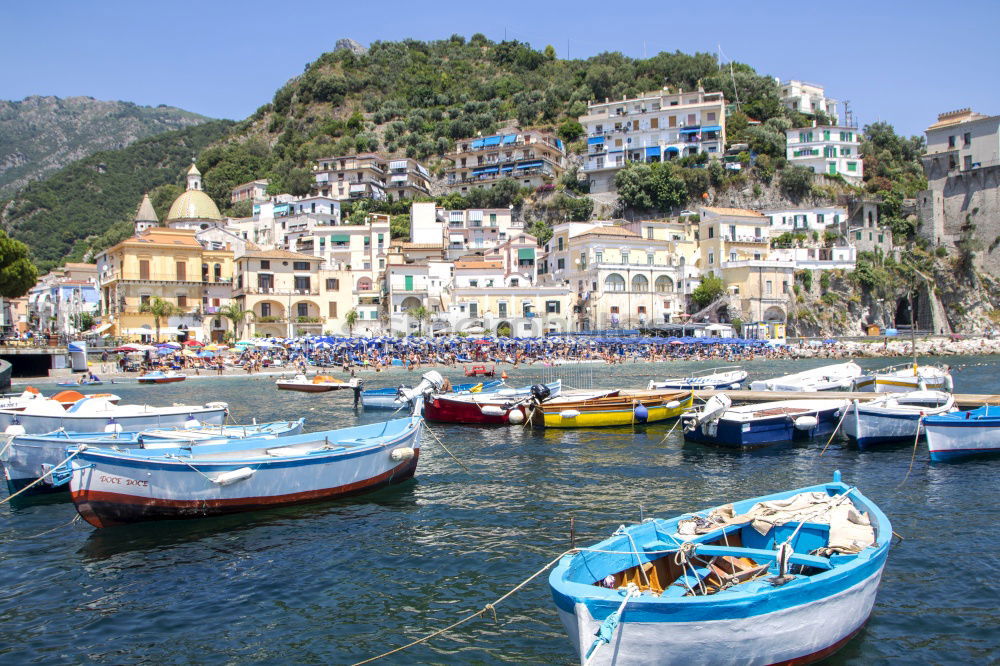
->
[239,287,320,296]
[721,235,768,244]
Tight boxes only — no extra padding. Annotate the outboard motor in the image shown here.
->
[530,383,552,403]
[398,370,446,403]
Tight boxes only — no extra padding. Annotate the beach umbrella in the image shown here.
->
[113,345,140,352]
[198,350,215,358]
[183,340,204,347]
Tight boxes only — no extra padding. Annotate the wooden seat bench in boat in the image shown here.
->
[751,407,811,417]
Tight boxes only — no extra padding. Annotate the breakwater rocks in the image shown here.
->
[790,336,1000,359]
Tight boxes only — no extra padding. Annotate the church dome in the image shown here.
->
[166,189,222,221]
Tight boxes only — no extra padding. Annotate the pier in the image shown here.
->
[694,389,1000,409]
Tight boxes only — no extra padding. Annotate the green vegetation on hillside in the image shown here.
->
[1,121,234,271]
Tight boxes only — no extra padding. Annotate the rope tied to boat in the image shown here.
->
[820,400,854,456]
[583,583,640,666]
[896,414,924,489]
[0,446,86,506]
[422,424,473,475]
[351,548,577,665]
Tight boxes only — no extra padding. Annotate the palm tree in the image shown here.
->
[345,308,359,337]
[408,305,430,336]
[219,302,255,341]
[138,296,180,342]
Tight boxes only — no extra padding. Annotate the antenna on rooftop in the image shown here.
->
[843,100,855,128]
[718,44,741,111]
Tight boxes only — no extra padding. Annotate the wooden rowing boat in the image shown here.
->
[530,390,693,428]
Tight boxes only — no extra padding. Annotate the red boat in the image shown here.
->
[422,382,619,426]
[464,364,496,377]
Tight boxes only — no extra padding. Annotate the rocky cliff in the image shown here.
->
[0,96,212,195]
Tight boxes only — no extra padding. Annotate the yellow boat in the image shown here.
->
[530,390,694,428]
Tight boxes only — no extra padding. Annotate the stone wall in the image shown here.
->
[918,163,1000,274]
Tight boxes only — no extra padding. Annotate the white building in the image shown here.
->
[580,88,727,193]
[763,206,848,233]
[409,202,523,260]
[777,80,839,123]
[785,125,863,183]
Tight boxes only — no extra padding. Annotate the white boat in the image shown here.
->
[852,362,953,393]
[275,374,361,392]
[749,362,862,392]
[647,366,747,390]
[843,391,956,449]
[0,396,228,435]
[1,420,305,495]
[549,471,891,665]
[62,413,423,527]
[924,406,1000,462]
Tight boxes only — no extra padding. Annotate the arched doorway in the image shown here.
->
[763,306,786,322]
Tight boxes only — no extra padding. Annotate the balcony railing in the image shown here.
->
[721,235,768,244]
[239,287,320,296]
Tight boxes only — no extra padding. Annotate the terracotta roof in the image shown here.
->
[128,229,202,247]
[700,206,764,218]
[575,226,639,238]
[238,248,322,261]
[455,258,503,269]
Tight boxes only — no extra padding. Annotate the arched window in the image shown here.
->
[655,276,674,293]
[631,274,649,292]
[604,273,625,292]
[357,277,372,291]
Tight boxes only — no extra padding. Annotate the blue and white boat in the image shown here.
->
[60,413,423,527]
[647,366,747,391]
[361,379,501,409]
[1,420,305,496]
[924,405,1000,462]
[843,391,955,449]
[0,396,228,435]
[682,396,849,448]
[549,471,891,665]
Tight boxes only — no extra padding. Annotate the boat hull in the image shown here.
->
[539,394,693,428]
[137,377,186,384]
[925,420,1000,462]
[684,404,844,448]
[275,383,337,392]
[68,421,422,527]
[424,396,524,425]
[555,570,882,666]
[0,407,226,435]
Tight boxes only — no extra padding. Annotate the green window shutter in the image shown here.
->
[517,248,535,260]
[404,275,413,291]
[856,231,862,240]
[847,162,857,172]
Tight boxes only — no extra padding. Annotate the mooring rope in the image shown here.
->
[351,548,576,665]
[0,448,84,507]
[422,423,473,474]
[896,414,924,489]
[820,400,853,456]
[21,513,82,539]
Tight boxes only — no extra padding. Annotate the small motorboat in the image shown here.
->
[57,379,104,387]
[530,390,693,428]
[137,370,187,384]
[59,412,423,527]
[1,420,305,496]
[275,374,360,392]
[464,364,495,377]
[749,362,862,392]
[361,379,502,410]
[423,380,563,425]
[924,405,1000,462]
[648,366,747,391]
[0,396,228,435]
[852,362,952,393]
[682,396,850,448]
[549,471,890,665]
[843,391,956,449]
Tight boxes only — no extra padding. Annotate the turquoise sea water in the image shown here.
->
[1,356,998,664]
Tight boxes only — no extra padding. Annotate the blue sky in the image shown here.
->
[2,0,997,137]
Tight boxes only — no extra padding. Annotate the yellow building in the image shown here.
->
[95,228,235,342]
[233,249,354,338]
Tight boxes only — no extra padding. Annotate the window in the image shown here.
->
[595,251,603,263]
[655,276,673,292]
[631,274,648,292]
[139,260,150,280]
[708,252,714,265]
[765,280,773,295]
[293,261,310,270]
[782,281,789,294]
[817,214,825,225]
[610,306,619,314]
[175,262,186,281]
[647,253,654,265]
[328,302,337,318]
[963,132,971,147]
[847,162,857,172]
[964,155,972,170]
[557,237,564,251]
[823,130,830,141]
[856,231,862,240]
[469,302,478,318]
[729,251,737,262]
[604,273,625,292]
[728,224,736,239]
[557,258,565,270]
[708,227,714,239]
[580,252,587,269]
[469,280,478,287]
[258,274,273,291]
[140,294,150,305]
[522,302,533,317]
[510,278,519,287]
[260,260,270,270]
[177,294,187,308]
[637,306,646,314]
[489,213,497,224]
[294,276,311,292]
[546,300,560,314]
[260,303,271,317]
[297,303,309,318]
[621,250,630,264]
[948,135,956,148]
[841,147,851,156]
[646,227,654,240]
[326,278,340,290]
